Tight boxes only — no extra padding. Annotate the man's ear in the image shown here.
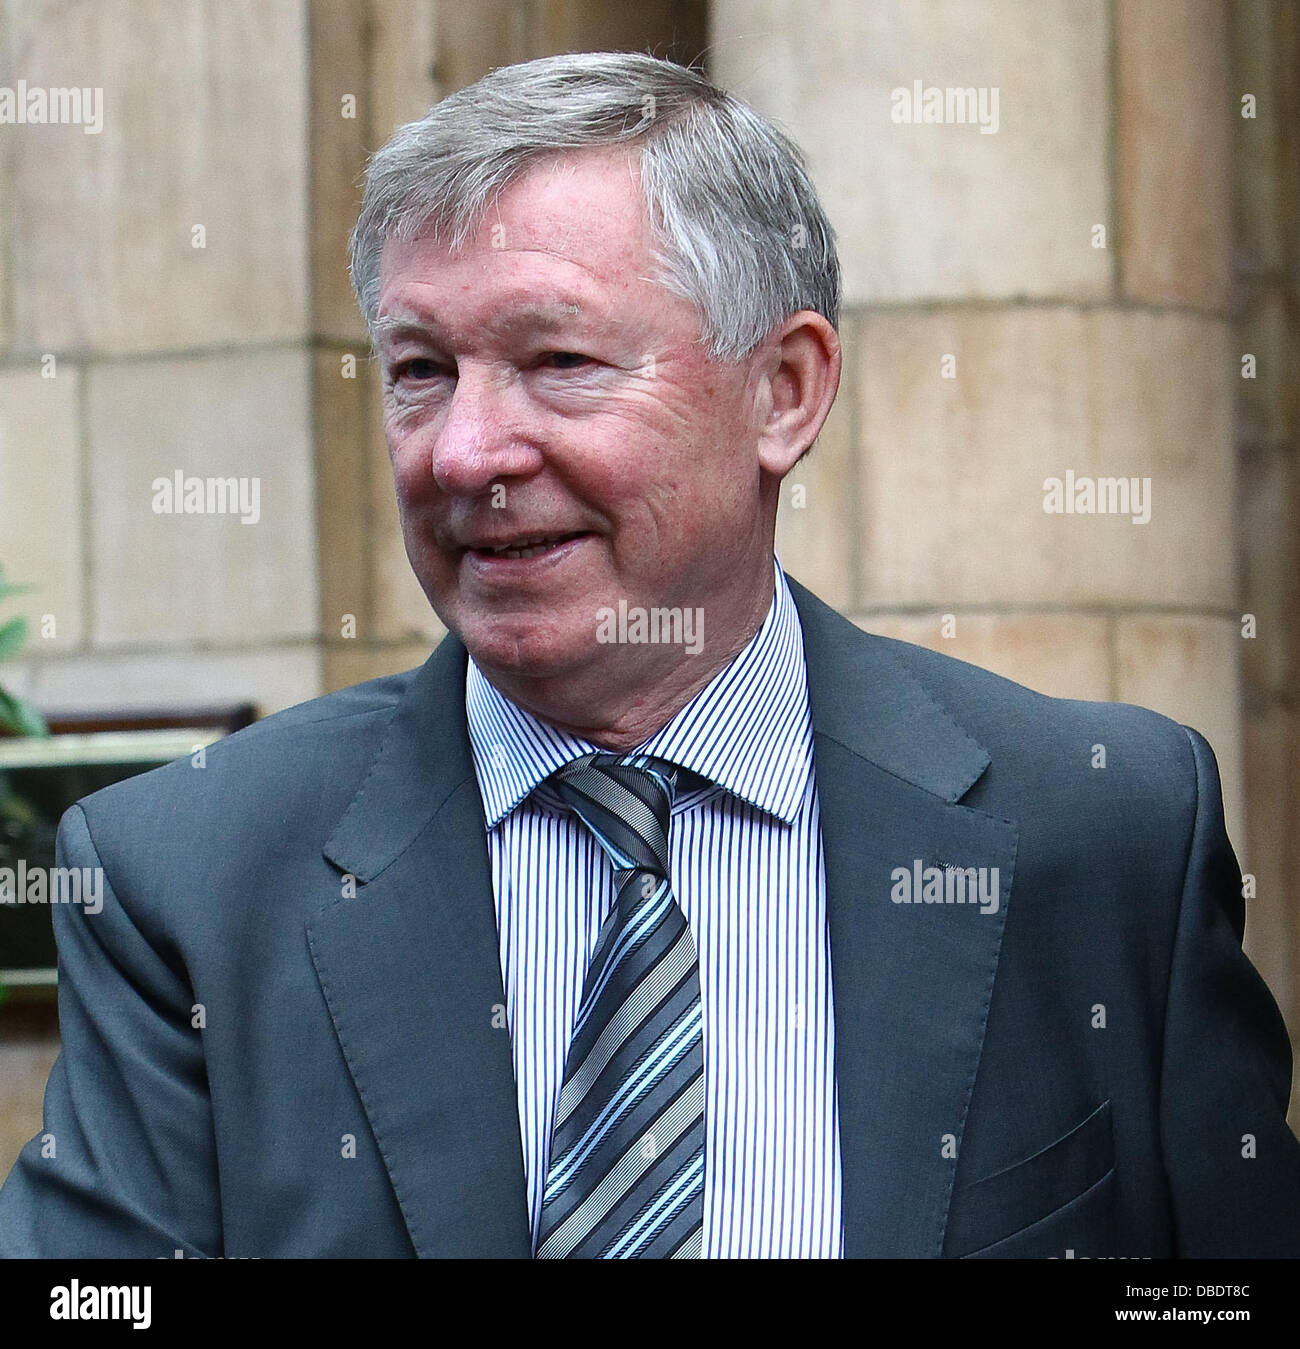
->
[753,311,842,477]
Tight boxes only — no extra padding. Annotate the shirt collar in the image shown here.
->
[466,557,814,829]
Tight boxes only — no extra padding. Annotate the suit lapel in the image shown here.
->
[309,634,532,1258]
[788,577,1017,1257]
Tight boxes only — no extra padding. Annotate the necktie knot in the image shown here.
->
[550,752,676,880]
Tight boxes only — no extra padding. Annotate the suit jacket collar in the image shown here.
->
[788,574,990,802]
[320,627,475,885]
[313,570,1016,1257]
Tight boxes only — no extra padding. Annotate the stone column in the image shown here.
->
[1233,0,1300,1122]
[309,0,448,696]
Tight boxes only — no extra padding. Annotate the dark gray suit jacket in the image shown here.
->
[2,575,1298,1257]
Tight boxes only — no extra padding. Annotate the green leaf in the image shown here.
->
[0,687,47,737]
[0,615,28,661]
[0,566,46,734]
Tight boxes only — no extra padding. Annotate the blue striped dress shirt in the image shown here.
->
[465,559,844,1258]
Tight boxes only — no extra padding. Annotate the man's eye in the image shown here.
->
[542,351,592,370]
[392,358,443,383]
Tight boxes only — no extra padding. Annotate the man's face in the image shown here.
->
[374,147,771,691]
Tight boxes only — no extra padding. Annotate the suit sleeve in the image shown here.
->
[1159,726,1300,1255]
[0,803,222,1256]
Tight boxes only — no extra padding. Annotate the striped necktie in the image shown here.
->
[535,751,706,1259]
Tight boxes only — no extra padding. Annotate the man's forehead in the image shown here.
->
[502,144,644,225]
[371,149,684,346]
[372,297,588,345]
[381,149,648,272]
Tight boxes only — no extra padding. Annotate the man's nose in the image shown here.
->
[431,367,538,496]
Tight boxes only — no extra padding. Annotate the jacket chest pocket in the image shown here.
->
[946,1099,1115,1257]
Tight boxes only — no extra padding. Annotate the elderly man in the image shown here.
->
[1,52,1297,1260]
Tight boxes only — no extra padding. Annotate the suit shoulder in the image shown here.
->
[223,665,416,740]
[867,629,1200,796]
[789,575,1194,778]
[872,628,1185,737]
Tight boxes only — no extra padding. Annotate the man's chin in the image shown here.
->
[459,623,602,684]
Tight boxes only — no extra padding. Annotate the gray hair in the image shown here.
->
[349,51,840,361]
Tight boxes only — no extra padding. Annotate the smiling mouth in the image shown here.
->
[465,531,592,561]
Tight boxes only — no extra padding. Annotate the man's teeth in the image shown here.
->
[482,535,574,559]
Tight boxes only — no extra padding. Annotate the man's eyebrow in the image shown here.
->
[373,302,586,348]
[372,315,437,346]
